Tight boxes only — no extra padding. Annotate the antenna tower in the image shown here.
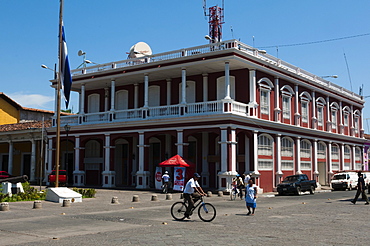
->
[203,0,225,43]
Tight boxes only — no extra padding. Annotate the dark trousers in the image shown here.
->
[353,189,369,203]
[183,192,201,216]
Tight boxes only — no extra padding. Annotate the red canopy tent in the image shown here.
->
[159,155,195,182]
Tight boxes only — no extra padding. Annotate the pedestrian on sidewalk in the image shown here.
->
[351,172,369,205]
[245,179,257,215]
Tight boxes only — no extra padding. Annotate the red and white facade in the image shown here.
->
[47,40,366,192]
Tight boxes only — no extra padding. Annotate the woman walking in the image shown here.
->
[245,179,257,215]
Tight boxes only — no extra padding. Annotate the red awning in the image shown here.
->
[159,155,191,167]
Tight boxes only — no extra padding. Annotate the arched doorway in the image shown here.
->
[84,140,102,186]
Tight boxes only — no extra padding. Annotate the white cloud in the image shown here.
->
[8,92,54,110]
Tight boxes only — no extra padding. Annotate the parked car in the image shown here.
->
[331,172,358,191]
[0,171,12,179]
[48,170,67,185]
[277,174,317,195]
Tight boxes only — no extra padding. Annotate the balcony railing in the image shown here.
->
[70,39,362,101]
[58,100,250,126]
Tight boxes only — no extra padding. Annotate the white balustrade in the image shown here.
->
[186,101,223,115]
[84,112,108,123]
[115,108,143,120]
[230,101,249,115]
[148,105,180,118]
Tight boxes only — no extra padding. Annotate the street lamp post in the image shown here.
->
[64,124,70,185]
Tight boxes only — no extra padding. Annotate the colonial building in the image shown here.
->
[47,40,366,192]
[0,93,53,183]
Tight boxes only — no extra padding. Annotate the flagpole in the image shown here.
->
[55,0,64,188]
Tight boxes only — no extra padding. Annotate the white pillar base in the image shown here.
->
[73,170,85,186]
[136,171,150,189]
[217,171,238,192]
[102,171,116,188]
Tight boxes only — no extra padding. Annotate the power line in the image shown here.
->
[258,33,370,49]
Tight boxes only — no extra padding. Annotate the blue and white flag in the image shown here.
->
[60,22,72,108]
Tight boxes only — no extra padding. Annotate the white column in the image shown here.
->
[181,68,186,104]
[296,137,302,174]
[350,105,354,136]
[134,83,139,108]
[30,139,36,181]
[144,74,149,107]
[104,134,110,172]
[136,132,149,189]
[352,145,356,170]
[275,134,283,183]
[312,91,316,129]
[176,130,184,156]
[230,128,237,172]
[340,143,345,170]
[201,132,209,187]
[294,84,300,126]
[249,69,257,116]
[253,131,260,175]
[326,96,331,132]
[8,141,13,174]
[166,79,171,105]
[202,74,208,102]
[274,77,280,122]
[224,61,231,100]
[73,135,84,186]
[110,80,115,111]
[104,88,109,112]
[328,141,333,174]
[313,139,319,177]
[80,84,85,114]
[220,128,228,172]
[102,134,115,188]
[138,132,145,172]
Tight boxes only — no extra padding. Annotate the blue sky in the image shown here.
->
[1,0,370,131]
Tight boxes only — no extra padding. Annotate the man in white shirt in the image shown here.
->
[162,171,171,192]
[183,173,206,219]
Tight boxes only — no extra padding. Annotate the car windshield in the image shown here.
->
[333,174,347,180]
[50,171,66,175]
[284,176,298,182]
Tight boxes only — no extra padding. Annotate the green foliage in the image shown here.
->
[72,188,96,198]
[0,182,46,203]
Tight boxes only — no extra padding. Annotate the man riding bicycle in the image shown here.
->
[162,171,171,192]
[232,174,245,199]
[183,173,206,219]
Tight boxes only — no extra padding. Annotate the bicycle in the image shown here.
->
[230,184,241,200]
[170,196,216,222]
[162,182,169,194]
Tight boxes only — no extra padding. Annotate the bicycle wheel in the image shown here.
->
[230,189,236,200]
[198,203,216,222]
[170,202,187,221]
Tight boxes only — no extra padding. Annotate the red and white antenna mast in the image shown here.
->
[203,0,225,43]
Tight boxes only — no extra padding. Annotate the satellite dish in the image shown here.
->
[128,42,152,58]
[78,50,86,56]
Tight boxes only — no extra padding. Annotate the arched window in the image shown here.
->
[354,110,361,135]
[115,90,128,110]
[88,93,100,113]
[148,85,160,107]
[330,102,339,130]
[317,142,326,159]
[258,134,273,170]
[281,137,294,170]
[258,78,274,117]
[331,144,340,170]
[300,139,311,170]
[179,81,196,103]
[316,97,326,127]
[355,147,362,170]
[343,145,351,170]
[343,106,350,127]
[217,76,235,100]
[281,85,294,121]
[300,92,312,124]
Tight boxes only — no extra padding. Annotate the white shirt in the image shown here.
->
[244,175,250,184]
[183,178,200,194]
[162,174,170,182]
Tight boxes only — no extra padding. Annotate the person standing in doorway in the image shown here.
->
[245,179,257,215]
[351,172,369,205]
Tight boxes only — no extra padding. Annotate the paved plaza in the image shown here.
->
[0,188,369,245]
